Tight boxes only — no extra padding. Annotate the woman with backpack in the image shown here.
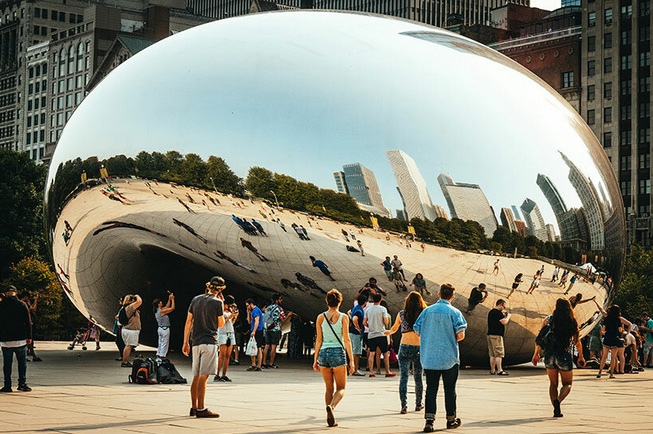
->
[532,298,586,417]
[597,305,632,378]
[313,289,355,427]
[384,291,428,414]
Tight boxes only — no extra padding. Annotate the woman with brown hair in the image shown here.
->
[313,289,355,427]
[385,291,428,414]
[532,298,585,418]
[597,304,632,378]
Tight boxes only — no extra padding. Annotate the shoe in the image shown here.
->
[195,408,220,418]
[255,367,262,371]
[416,405,424,411]
[497,371,509,376]
[609,374,615,379]
[189,408,196,417]
[262,364,269,369]
[0,386,12,393]
[115,358,123,361]
[17,384,32,392]
[229,360,240,365]
[222,376,232,382]
[121,362,132,367]
[446,418,462,429]
[326,405,337,427]
[247,366,257,371]
[214,375,224,382]
[369,373,376,377]
[553,399,563,417]
[269,364,279,369]
[489,371,496,375]
[400,407,407,414]
[597,373,602,378]
[424,420,435,432]
[352,370,365,376]
[385,372,397,377]
[32,357,42,362]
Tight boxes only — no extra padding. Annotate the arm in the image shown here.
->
[182,312,193,356]
[30,295,38,312]
[574,298,593,306]
[620,317,632,330]
[456,330,465,341]
[133,295,143,309]
[499,313,511,325]
[385,314,402,336]
[574,333,585,366]
[363,316,368,327]
[592,299,607,317]
[253,315,260,331]
[313,315,324,372]
[160,294,175,315]
[383,312,389,327]
[341,316,355,374]
[352,314,361,334]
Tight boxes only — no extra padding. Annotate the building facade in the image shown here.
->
[520,197,548,241]
[333,163,390,217]
[386,149,437,221]
[438,173,498,236]
[500,206,518,231]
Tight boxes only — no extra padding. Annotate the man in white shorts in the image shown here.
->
[183,276,225,418]
[121,295,142,367]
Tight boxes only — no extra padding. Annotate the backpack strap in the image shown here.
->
[323,312,345,350]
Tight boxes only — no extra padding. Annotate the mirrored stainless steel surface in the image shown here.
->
[45,11,625,364]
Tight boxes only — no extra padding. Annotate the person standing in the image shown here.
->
[356,240,364,256]
[410,273,430,296]
[153,292,175,359]
[492,259,501,276]
[487,299,511,375]
[20,293,41,362]
[563,274,578,295]
[551,267,560,282]
[313,289,355,427]
[413,283,466,431]
[391,255,405,279]
[263,294,292,369]
[0,286,32,392]
[532,298,585,417]
[507,273,523,299]
[385,291,427,414]
[349,293,366,376]
[246,299,264,371]
[465,283,488,314]
[640,313,653,367]
[381,256,393,281]
[120,294,142,367]
[363,293,395,377]
[182,276,225,418]
[597,305,632,378]
[216,295,238,382]
[114,297,126,361]
[310,256,336,281]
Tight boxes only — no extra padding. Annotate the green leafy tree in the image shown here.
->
[205,156,244,196]
[613,245,653,318]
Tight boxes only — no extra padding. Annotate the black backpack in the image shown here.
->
[129,357,158,384]
[157,359,187,384]
[535,317,561,354]
[118,307,130,325]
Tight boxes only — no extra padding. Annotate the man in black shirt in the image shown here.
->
[183,276,225,418]
[0,286,32,392]
[487,299,511,375]
[465,283,488,314]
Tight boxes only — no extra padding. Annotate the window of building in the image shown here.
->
[604,107,612,123]
[622,30,632,45]
[59,11,65,22]
[640,178,651,194]
[58,80,63,93]
[640,77,651,92]
[588,36,596,51]
[66,94,72,108]
[51,10,57,20]
[75,75,82,88]
[622,54,633,70]
[589,11,596,26]
[640,152,651,168]
[40,113,44,124]
[75,92,82,105]
[640,102,650,117]
[605,7,613,24]
[621,155,632,170]
[621,180,631,196]
[605,57,612,73]
[588,60,596,76]
[26,116,31,127]
[605,82,613,98]
[588,109,595,124]
[57,96,62,110]
[27,83,32,95]
[604,131,612,147]
[67,77,73,91]
[27,100,31,110]
[640,26,651,41]
[34,7,40,18]
[622,4,633,18]
[588,85,595,100]
[562,71,574,88]
[621,129,632,145]
[641,51,651,67]
[640,127,651,143]
[605,32,612,48]
[34,98,39,110]
[39,130,44,143]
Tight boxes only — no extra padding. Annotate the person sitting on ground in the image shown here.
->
[465,284,488,314]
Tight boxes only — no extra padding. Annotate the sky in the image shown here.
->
[48,11,613,237]
[531,0,561,11]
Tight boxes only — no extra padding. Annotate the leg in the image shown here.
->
[489,356,496,374]
[222,346,232,377]
[424,369,441,421]
[609,348,618,375]
[383,351,392,375]
[618,348,626,373]
[598,347,610,375]
[367,346,375,374]
[547,369,559,404]
[263,345,270,365]
[256,348,263,368]
[496,357,503,373]
[270,345,278,365]
[196,375,209,409]
[190,376,200,409]
[353,354,360,371]
[441,365,459,420]
[2,347,13,388]
[412,350,424,407]
[558,370,573,402]
[398,350,410,409]
[16,346,27,386]
[122,346,132,363]
[330,365,348,408]
[320,367,335,406]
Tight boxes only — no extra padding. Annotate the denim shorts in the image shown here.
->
[349,333,363,355]
[544,351,573,372]
[318,347,346,369]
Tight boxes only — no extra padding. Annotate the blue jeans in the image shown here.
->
[424,364,459,421]
[318,347,346,369]
[398,344,423,408]
[2,345,27,387]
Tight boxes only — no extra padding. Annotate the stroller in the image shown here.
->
[68,321,100,351]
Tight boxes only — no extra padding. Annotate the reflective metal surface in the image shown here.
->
[45,11,625,364]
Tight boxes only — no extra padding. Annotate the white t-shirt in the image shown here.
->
[626,333,636,347]
[0,340,27,348]
[218,311,234,335]
[365,304,389,339]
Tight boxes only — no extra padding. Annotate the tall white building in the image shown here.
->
[500,207,517,232]
[546,224,557,242]
[520,198,548,242]
[438,173,498,237]
[386,149,437,221]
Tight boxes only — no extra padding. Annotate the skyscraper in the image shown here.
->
[536,173,582,242]
[500,207,518,232]
[333,163,390,217]
[560,152,605,250]
[511,205,523,221]
[438,173,498,237]
[433,204,449,220]
[546,224,557,242]
[520,198,548,242]
[386,150,437,221]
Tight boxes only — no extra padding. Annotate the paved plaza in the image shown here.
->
[1,342,651,433]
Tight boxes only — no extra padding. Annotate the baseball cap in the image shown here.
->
[209,276,226,288]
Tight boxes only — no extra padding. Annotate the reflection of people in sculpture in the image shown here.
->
[356,240,364,256]
[173,218,208,243]
[420,242,425,253]
[310,256,336,281]
[492,259,501,275]
[177,198,196,213]
[276,218,287,232]
[563,274,579,295]
[391,269,407,292]
[507,273,523,298]
[360,277,386,297]
[465,283,488,313]
[295,272,326,294]
[281,278,305,292]
[240,238,268,261]
[526,270,542,294]
[568,293,594,309]
[341,229,349,242]
[251,219,267,236]
[410,273,430,295]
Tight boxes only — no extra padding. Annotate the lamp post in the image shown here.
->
[210,176,219,196]
[270,190,279,208]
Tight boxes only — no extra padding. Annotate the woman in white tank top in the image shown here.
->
[313,289,355,427]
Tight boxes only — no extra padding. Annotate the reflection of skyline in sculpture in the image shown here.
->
[438,173,498,237]
[546,224,557,242]
[520,198,548,241]
[386,150,437,221]
[500,207,518,232]
[511,205,523,221]
[560,152,605,250]
[333,163,391,217]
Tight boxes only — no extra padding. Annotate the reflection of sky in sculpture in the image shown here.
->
[48,11,611,233]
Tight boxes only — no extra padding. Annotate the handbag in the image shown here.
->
[389,347,398,363]
[245,335,258,356]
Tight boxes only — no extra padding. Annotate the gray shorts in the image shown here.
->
[644,341,653,356]
[192,344,218,376]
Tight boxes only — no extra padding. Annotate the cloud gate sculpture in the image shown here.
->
[45,11,625,365]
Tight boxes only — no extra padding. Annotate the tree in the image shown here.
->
[0,150,48,279]
[613,245,653,319]
[205,156,244,196]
